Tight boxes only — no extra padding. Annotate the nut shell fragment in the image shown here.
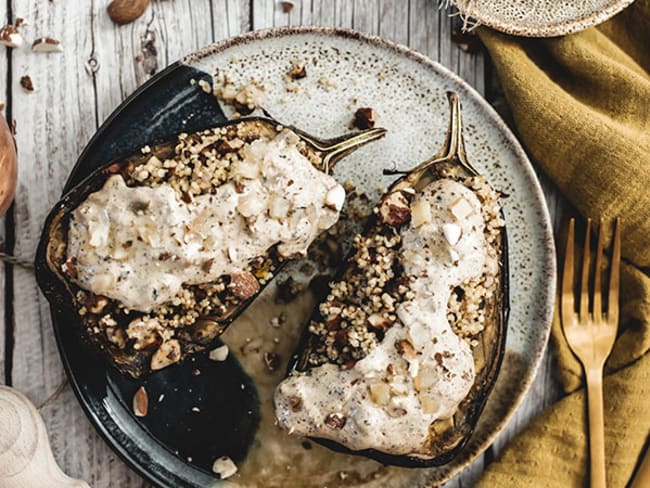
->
[378,191,411,226]
[0,24,23,48]
[324,412,347,429]
[150,339,181,370]
[353,107,379,130]
[209,344,229,362]
[32,37,63,53]
[212,456,238,479]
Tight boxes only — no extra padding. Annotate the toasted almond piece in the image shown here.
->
[324,184,345,211]
[414,365,437,391]
[353,107,379,130]
[228,272,260,300]
[84,294,109,314]
[216,138,244,155]
[287,62,306,79]
[209,344,229,362]
[407,322,432,349]
[280,1,295,13]
[90,273,115,293]
[269,194,291,219]
[289,395,302,412]
[367,313,390,331]
[212,456,238,479]
[442,222,462,246]
[324,412,347,429]
[0,24,23,48]
[395,339,417,361]
[411,199,432,228]
[449,195,475,221]
[150,339,181,370]
[420,393,441,414]
[133,386,148,417]
[19,75,34,93]
[32,37,63,53]
[379,191,411,226]
[236,192,265,217]
[369,382,390,406]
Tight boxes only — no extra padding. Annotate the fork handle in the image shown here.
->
[586,367,607,488]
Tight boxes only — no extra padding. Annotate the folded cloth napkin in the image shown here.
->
[476,2,650,486]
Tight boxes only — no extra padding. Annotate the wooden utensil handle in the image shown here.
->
[0,386,89,488]
[586,368,606,488]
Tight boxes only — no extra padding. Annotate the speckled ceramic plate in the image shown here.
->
[453,0,634,37]
[39,27,555,488]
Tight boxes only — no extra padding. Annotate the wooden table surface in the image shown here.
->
[0,1,567,486]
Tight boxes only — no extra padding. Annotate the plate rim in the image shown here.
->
[452,0,634,37]
[186,25,556,481]
[52,25,557,487]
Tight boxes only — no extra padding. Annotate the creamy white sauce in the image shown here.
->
[66,131,344,312]
[275,179,494,455]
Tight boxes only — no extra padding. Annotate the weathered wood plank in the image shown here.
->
[7,1,145,487]
[10,0,96,405]
[312,0,337,27]
[212,0,251,41]
[378,0,409,45]
[351,0,380,33]
[252,0,274,30]
[5,1,244,486]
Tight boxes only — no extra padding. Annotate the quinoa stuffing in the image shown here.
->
[59,119,345,377]
[302,168,504,367]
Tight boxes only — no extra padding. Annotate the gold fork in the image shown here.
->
[561,217,621,488]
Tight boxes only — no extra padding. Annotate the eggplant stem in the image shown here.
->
[382,168,410,176]
[256,107,387,174]
[398,91,480,186]
[308,127,388,174]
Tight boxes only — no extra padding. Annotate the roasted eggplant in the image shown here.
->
[274,92,508,467]
[35,117,386,378]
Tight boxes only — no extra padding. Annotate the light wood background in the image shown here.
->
[0,1,566,486]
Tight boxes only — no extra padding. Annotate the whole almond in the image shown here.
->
[133,386,148,417]
[107,0,151,25]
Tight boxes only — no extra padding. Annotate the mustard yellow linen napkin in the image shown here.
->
[476,2,650,486]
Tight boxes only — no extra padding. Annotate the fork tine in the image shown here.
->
[592,218,604,322]
[579,218,592,322]
[561,218,576,323]
[607,218,621,325]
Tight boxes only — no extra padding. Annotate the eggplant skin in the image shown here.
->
[34,117,385,379]
[286,160,509,467]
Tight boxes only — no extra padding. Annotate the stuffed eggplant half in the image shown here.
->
[36,117,386,378]
[274,92,508,466]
